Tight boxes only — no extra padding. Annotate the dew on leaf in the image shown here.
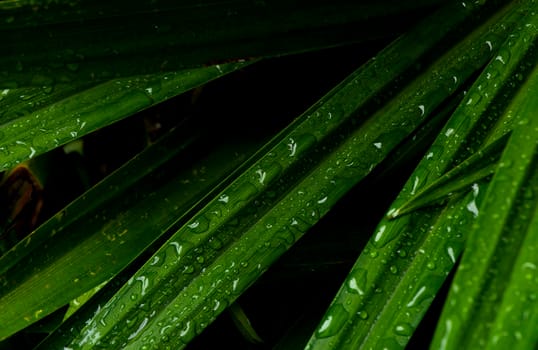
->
[357,310,368,320]
[316,304,349,338]
[394,322,413,336]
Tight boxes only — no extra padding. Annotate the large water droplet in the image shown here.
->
[316,304,349,338]
[406,285,429,308]
[347,268,367,295]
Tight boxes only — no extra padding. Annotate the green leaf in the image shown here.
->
[49,10,477,345]
[0,0,444,88]
[0,61,249,173]
[431,47,538,350]
[388,132,509,219]
[306,1,537,348]
[1,1,536,348]
[0,117,263,339]
[228,302,264,344]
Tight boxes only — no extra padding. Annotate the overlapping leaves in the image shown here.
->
[0,1,536,349]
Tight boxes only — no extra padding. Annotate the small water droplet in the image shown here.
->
[41,85,54,94]
[183,265,194,274]
[187,214,210,234]
[358,310,368,320]
[208,237,223,250]
[394,322,413,336]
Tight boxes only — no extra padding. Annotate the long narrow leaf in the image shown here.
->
[306,1,536,348]
[51,9,495,346]
[389,132,509,218]
[0,62,248,173]
[0,115,265,339]
[431,44,538,350]
[0,0,446,88]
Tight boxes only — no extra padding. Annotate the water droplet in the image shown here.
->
[127,317,149,340]
[135,276,149,296]
[169,242,183,258]
[179,321,191,338]
[389,266,398,274]
[406,285,433,308]
[466,199,479,217]
[316,304,349,338]
[398,249,407,258]
[286,132,317,160]
[373,225,387,245]
[347,268,367,295]
[41,85,54,94]
[287,137,297,157]
[264,216,276,229]
[182,265,194,274]
[394,322,413,336]
[357,310,369,320]
[447,246,457,263]
[410,176,420,195]
[208,237,223,250]
[418,105,425,116]
[187,214,210,234]
[495,48,510,65]
[153,23,172,33]
[426,261,436,270]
